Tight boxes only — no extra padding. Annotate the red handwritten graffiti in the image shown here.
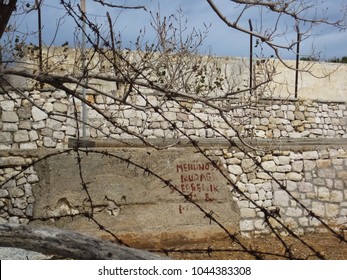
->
[175,161,222,214]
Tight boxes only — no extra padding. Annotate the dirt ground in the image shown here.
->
[150,232,347,260]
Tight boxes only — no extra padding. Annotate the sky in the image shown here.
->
[8,0,347,60]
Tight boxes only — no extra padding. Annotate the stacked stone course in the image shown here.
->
[211,148,347,234]
[1,90,347,151]
[0,156,37,224]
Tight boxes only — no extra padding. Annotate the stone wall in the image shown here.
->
[1,87,347,240]
[215,145,347,234]
[1,90,347,151]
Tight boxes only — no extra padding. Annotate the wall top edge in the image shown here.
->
[67,137,347,151]
[1,138,347,158]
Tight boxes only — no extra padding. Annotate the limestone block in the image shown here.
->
[286,207,303,217]
[2,123,18,132]
[259,182,272,192]
[250,193,259,201]
[325,204,339,218]
[273,172,286,180]
[46,119,62,130]
[53,102,68,113]
[41,128,53,137]
[332,159,344,166]
[260,118,269,126]
[26,204,34,217]
[337,171,347,179]
[19,142,38,149]
[334,180,344,189]
[51,90,66,99]
[294,110,305,120]
[8,187,25,197]
[273,129,281,138]
[17,107,32,119]
[163,111,177,121]
[0,100,15,111]
[305,172,313,182]
[286,172,302,182]
[318,187,330,201]
[240,208,256,218]
[311,128,323,135]
[237,200,249,208]
[0,189,9,197]
[286,181,297,191]
[298,182,313,193]
[317,168,336,179]
[43,102,54,113]
[316,159,332,168]
[274,190,289,207]
[13,130,29,143]
[27,174,39,183]
[13,197,27,209]
[0,157,26,167]
[254,219,267,230]
[277,165,292,173]
[240,220,255,231]
[8,216,20,224]
[290,152,303,160]
[298,217,309,226]
[245,183,256,193]
[2,111,18,123]
[277,156,290,166]
[291,120,302,127]
[43,137,57,148]
[65,126,76,136]
[261,161,276,172]
[288,132,302,138]
[303,160,316,171]
[24,183,33,196]
[311,202,325,217]
[226,158,242,165]
[291,161,303,172]
[331,191,343,202]
[263,199,272,207]
[18,120,31,130]
[228,164,243,175]
[31,107,48,122]
[258,189,266,200]
[241,158,257,173]
[1,179,16,188]
[32,121,44,130]
[303,151,319,159]
[29,131,39,141]
[257,172,271,179]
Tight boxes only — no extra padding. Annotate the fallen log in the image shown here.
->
[0,224,167,260]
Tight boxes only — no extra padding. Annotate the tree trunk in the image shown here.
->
[0,224,167,260]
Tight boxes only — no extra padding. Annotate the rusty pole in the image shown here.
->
[248,19,253,95]
[295,24,300,98]
[35,0,43,88]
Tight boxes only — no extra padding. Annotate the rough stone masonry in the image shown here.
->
[1,75,347,243]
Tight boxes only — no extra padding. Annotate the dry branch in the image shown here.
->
[0,224,167,260]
